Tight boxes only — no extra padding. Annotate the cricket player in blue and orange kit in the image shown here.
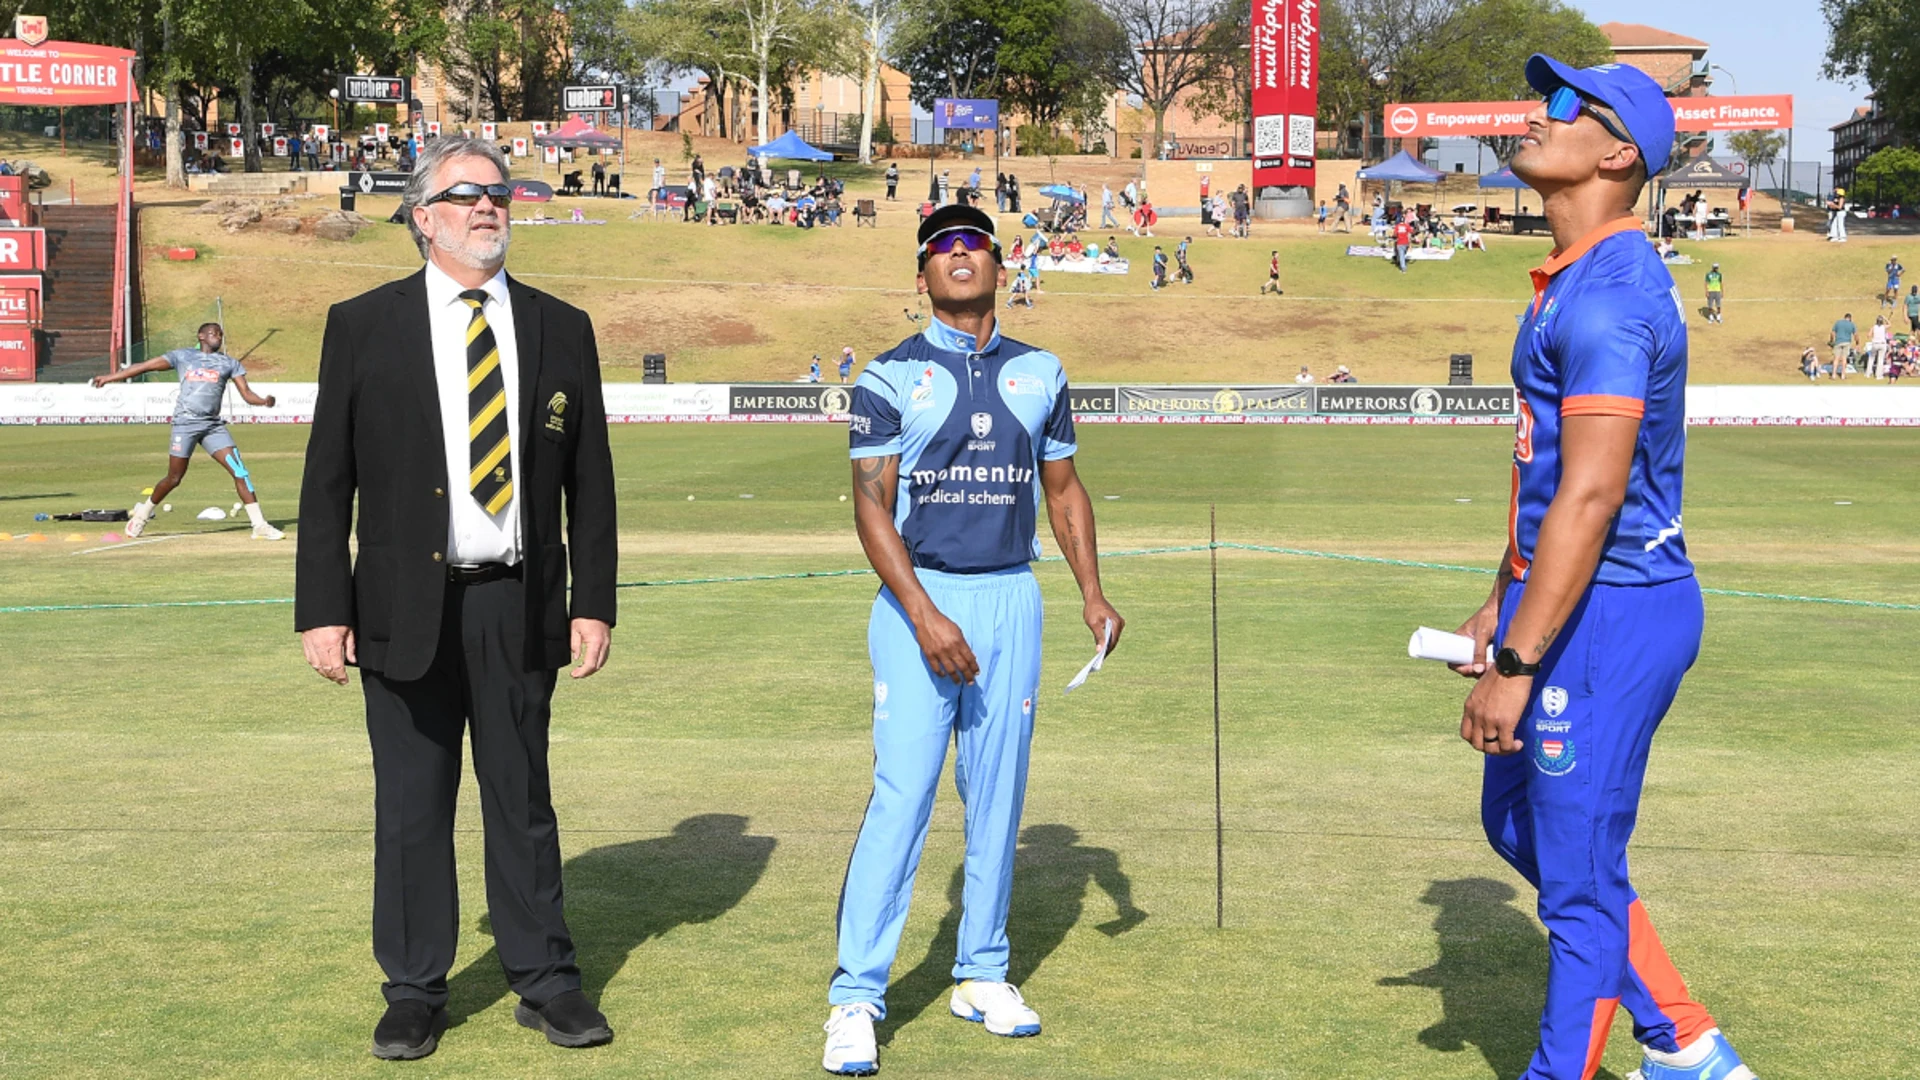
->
[820,204,1124,1076]
[1450,57,1757,1080]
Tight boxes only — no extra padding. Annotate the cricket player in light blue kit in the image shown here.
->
[822,204,1124,1076]
[90,321,284,540]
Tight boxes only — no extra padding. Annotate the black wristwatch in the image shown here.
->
[1494,647,1541,678]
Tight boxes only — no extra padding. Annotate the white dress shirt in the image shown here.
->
[424,259,522,566]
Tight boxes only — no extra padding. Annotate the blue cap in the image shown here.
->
[1525,54,1675,176]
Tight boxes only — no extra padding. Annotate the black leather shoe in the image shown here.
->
[514,989,613,1048]
[371,999,448,1060]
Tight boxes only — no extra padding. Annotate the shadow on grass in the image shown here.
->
[235,328,279,363]
[0,492,73,502]
[445,813,775,1025]
[1380,877,1626,1080]
[876,823,1146,1046]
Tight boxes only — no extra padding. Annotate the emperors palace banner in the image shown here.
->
[1251,0,1318,191]
[0,38,136,105]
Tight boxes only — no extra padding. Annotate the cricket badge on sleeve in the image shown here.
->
[545,391,568,434]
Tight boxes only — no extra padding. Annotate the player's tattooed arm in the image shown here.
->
[1042,457,1126,653]
[852,454,979,684]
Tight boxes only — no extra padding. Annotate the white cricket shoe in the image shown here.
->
[251,523,285,541]
[949,979,1041,1037]
[822,1003,879,1076]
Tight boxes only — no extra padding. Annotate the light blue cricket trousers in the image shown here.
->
[829,565,1044,1015]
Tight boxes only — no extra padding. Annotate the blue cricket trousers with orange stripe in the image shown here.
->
[1487,576,1720,1080]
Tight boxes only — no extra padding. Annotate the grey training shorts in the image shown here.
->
[169,419,235,458]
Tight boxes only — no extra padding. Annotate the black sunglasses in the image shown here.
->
[424,182,514,207]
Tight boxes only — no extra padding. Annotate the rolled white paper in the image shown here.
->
[1408,626,1492,665]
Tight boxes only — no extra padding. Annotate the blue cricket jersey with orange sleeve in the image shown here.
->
[1508,215,1693,586]
[1486,217,1725,1080]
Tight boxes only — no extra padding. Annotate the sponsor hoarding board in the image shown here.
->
[1250,0,1318,192]
[933,99,998,131]
[1120,385,1313,420]
[1672,95,1792,132]
[346,171,409,195]
[563,85,619,113]
[728,384,853,420]
[0,226,46,271]
[338,74,408,105]
[1315,385,1514,418]
[1384,101,1530,138]
[0,38,136,106]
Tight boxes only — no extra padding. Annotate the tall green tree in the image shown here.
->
[1097,0,1224,156]
[1728,129,1786,195]
[1824,0,1920,141]
[1431,0,1611,163]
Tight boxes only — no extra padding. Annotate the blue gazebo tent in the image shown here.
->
[1477,166,1528,189]
[1355,151,1443,183]
[748,131,833,161]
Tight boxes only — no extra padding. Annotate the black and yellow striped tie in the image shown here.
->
[459,288,513,516]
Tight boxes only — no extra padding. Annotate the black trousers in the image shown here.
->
[361,578,579,1008]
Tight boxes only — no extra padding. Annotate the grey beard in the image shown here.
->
[433,224,510,270]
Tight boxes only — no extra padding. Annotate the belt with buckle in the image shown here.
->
[446,561,522,585]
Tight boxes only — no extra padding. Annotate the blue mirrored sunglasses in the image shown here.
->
[920,226,1001,261]
[1543,86,1634,146]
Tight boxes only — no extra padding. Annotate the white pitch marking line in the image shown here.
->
[72,535,188,556]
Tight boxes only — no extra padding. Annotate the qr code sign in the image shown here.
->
[1253,115,1287,156]
[1288,115,1315,157]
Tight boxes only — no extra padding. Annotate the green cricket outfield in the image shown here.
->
[0,422,1914,1078]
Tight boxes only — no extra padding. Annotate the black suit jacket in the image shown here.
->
[295,269,618,681]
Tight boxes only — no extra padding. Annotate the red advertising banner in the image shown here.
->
[1251,0,1318,190]
[1385,94,1795,139]
[0,174,24,224]
[1385,101,1529,138]
[0,227,46,271]
[1672,95,1792,132]
[0,39,135,106]
[0,284,39,324]
[0,322,35,380]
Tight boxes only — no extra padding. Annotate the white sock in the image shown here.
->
[245,502,267,528]
[1643,1028,1721,1068]
[131,498,154,519]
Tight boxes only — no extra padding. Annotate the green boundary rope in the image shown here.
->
[3,541,1915,613]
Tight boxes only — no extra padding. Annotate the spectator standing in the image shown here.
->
[1868,316,1891,378]
[288,133,303,172]
[691,154,706,194]
[809,355,823,383]
[938,171,950,206]
[1150,246,1167,290]
[1905,285,1919,333]
[1883,256,1903,309]
[1233,184,1251,238]
[1294,366,1314,384]
[1392,214,1412,273]
[885,162,898,200]
[591,160,606,196]
[1826,188,1848,242]
[1123,179,1138,210]
[1830,311,1858,379]
[1101,185,1117,229]
[1317,201,1329,232]
[968,166,982,197]
[1175,236,1194,284]
[996,173,1008,213]
[1334,187,1352,232]
[652,158,666,200]
[1260,250,1283,296]
[1703,264,1723,324]
[839,347,856,383]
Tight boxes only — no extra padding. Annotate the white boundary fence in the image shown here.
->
[1,383,1916,426]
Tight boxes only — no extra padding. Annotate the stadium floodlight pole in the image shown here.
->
[1210,503,1224,930]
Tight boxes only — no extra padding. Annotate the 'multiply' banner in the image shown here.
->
[1251,0,1318,192]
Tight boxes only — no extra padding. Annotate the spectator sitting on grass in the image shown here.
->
[1100,236,1122,262]
[1008,235,1025,263]
[1461,224,1486,250]
[1327,365,1356,383]
[1800,346,1821,381]
[1294,365,1315,384]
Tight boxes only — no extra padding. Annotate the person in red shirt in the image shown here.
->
[1393,214,1413,273]
[1260,249,1283,295]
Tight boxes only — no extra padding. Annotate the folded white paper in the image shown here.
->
[1408,626,1492,665]
[1065,619,1115,693]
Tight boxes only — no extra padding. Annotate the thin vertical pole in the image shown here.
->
[1210,503,1224,930]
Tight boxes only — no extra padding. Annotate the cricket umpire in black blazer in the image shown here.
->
[295,134,618,1060]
